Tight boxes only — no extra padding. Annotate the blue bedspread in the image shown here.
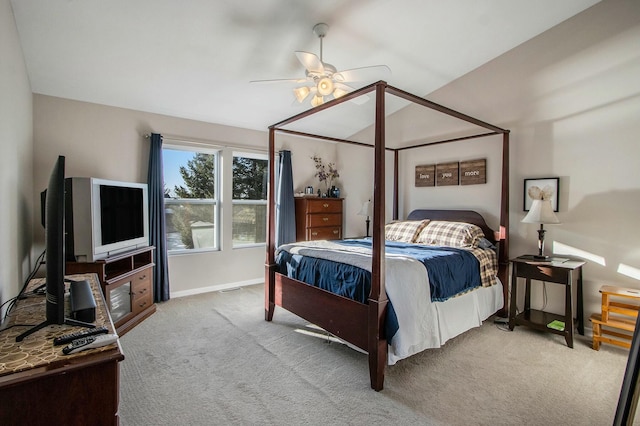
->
[337,239,481,302]
[275,239,482,341]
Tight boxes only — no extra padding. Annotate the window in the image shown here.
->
[232,152,268,247]
[163,146,219,252]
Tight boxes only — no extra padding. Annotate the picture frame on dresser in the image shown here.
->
[523,177,560,212]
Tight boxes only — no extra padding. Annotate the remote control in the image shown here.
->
[53,326,109,346]
[62,333,119,355]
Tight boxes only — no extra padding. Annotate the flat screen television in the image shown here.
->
[16,155,67,341]
[65,177,149,263]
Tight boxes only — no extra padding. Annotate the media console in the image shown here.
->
[0,273,123,425]
[66,246,156,336]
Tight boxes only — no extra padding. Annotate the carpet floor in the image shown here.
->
[119,284,632,425]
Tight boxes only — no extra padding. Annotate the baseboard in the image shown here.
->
[170,278,263,299]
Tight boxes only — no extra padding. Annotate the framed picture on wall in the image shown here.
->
[523,177,559,212]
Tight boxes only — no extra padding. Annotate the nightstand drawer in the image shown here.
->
[513,261,571,285]
[307,227,342,240]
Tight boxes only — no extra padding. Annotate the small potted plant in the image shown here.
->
[311,155,339,197]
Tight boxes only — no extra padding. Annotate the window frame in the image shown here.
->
[162,143,221,255]
[231,150,268,249]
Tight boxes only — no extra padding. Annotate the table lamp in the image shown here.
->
[522,186,560,259]
[357,200,372,237]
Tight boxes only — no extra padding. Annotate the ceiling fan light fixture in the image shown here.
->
[311,95,324,107]
[332,87,348,99]
[317,77,334,96]
[293,86,311,103]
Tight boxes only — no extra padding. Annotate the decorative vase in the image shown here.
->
[330,186,340,198]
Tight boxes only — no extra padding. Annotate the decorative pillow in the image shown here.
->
[384,220,430,243]
[414,221,485,248]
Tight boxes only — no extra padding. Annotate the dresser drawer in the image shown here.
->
[305,199,342,213]
[132,290,153,315]
[307,213,342,227]
[307,227,342,240]
[131,268,153,301]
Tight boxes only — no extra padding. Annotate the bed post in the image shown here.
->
[393,150,399,220]
[265,127,276,321]
[497,131,510,316]
[368,82,388,391]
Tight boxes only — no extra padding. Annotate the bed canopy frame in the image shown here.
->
[265,80,510,390]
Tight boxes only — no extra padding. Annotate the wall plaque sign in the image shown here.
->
[415,164,435,187]
[436,162,459,186]
[460,159,486,185]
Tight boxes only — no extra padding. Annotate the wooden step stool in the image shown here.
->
[590,285,640,350]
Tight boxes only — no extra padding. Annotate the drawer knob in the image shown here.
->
[333,230,339,234]
[323,203,329,208]
[323,217,329,221]
[311,232,318,236]
[139,275,146,280]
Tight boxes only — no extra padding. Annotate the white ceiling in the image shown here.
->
[11,0,600,135]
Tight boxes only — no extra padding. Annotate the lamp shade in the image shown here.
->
[333,87,347,99]
[358,200,372,216]
[310,95,324,107]
[293,86,311,103]
[522,199,560,224]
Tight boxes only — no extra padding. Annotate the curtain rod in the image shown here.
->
[143,133,269,154]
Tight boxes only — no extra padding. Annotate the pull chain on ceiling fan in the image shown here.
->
[251,23,391,107]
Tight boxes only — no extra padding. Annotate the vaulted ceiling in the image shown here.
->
[11,0,599,136]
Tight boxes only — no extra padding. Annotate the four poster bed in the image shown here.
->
[265,81,510,391]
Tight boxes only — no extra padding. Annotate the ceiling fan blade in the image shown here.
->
[250,77,308,84]
[295,51,325,74]
[333,65,391,83]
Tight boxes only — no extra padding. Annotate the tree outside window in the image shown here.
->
[232,152,267,247]
[163,148,218,252]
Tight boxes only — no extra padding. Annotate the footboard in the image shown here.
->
[266,265,387,390]
[274,272,369,350]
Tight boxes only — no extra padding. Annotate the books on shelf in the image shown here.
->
[547,320,565,331]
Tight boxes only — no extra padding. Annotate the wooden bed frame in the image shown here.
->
[265,81,510,391]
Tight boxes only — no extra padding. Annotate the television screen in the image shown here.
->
[99,185,145,245]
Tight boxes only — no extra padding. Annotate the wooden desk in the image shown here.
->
[0,274,124,425]
[508,256,586,348]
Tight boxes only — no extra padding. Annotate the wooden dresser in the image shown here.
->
[0,273,123,425]
[295,197,343,241]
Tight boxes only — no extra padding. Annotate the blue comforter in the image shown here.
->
[275,239,482,341]
[337,239,481,302]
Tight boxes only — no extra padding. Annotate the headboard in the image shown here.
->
[406,209,497,244]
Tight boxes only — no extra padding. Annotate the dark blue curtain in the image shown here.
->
[276,150,296,246]
[147,133,170,302]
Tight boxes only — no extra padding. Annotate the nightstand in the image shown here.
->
[508,256,586,348]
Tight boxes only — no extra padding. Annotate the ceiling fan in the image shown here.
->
[251,23,391,107]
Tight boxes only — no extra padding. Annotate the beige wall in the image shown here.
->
[17,0,640,325]
[0,0,34,316]
[33,95,269,296]
[350,0,640,321]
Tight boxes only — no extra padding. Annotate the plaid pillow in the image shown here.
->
[414,221,485,248]
[385,220,430,243]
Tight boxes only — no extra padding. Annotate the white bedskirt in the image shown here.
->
[388,277,503,365]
